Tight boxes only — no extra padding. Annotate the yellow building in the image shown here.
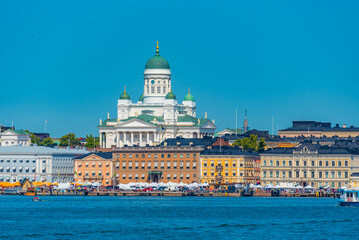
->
[200,146,259,184]
[260,142,353,188]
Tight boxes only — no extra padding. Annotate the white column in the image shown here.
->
[99,133,102,148]
[147,132,150,144]
[124,132,127,145]
[131,132,134,146]
[117,132,120,147]
[140,132,143,146]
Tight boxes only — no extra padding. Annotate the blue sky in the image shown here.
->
[0,1,358,137]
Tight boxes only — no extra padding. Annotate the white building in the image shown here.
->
[0,129,31,147]
[0,146,89,183]
[98,43,216,148]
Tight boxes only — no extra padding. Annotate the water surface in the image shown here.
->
[0,196,357,239]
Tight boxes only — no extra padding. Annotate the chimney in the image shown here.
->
[343,124,347,128]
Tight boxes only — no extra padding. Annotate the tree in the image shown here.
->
[41,137,54,147]
[85,134,99,148]
[60,133,80,147]
[30,133,41,145]
[233,134,266,151]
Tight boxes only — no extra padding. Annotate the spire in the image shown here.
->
[124,85,126,93]
[156,41,159,55]
[188,87,190,94]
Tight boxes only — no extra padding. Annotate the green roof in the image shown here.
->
[139,93,144,101]
[145,52,170,69]
[165,91,176,100]
[10,129,30,135]
[98,119,117,128]
[119,91,130,100]
[121,114,164,124]
[178,115,197,122]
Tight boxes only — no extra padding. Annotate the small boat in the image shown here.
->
[32,197,42,202]
[338,189,359,206]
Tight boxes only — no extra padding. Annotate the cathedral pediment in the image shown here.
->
[200,120,217,130]
[116,118,157,128]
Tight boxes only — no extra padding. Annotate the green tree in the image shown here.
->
[30,133,41,145]
[233,134,266,151]
[84,134,99,148]
[41,137,54,147]
[60,133,80,147]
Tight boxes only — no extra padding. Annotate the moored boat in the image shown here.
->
[338,189,359,206]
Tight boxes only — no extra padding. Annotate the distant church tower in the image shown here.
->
[243,109,249,132]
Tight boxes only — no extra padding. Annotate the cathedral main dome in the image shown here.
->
[145,41,170,69]
[145,52,170,69]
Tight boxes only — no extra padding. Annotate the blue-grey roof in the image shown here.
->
[74,152,112,160]
[201,146,259,156]
[0,146,89,155]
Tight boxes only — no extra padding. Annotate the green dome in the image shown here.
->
[139,93,144,101]
[165,91,176,100]
[119,88,130,100]
[145,52,170,69]
[184,89,195,101]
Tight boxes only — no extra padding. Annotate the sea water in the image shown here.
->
[0,195,357,240]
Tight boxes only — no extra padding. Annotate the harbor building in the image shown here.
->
[112,146,202,184]
[0,146,89,183]
[200,146,259,184]
[98,43,216,148]
[278,121,359,138]
[74,152,113,186]
[0,129,31,146]
[260,142,355,188]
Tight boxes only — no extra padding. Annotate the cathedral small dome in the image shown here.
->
[184,89,195,101]
[166,90,176,100]
[145,42,170,69]
[119,87,130,100]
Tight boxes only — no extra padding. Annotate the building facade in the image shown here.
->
[98,43,216,148]
[260,142,354,188]
[74,152,113,186]
[200,146,259,184]
[113,146,202,184]
[0,146,89,183]
[0,129,31,146]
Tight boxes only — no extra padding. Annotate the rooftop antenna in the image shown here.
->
[272,116,274,137]
[235,108,238,135]
[11,120,14,130]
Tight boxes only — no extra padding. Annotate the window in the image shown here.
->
[186,154,190,158]
[147,162,151,169]
[319,172,322,178]
[311,161,315,166]
[338,161,342,167]
[154,161,158,169]
[167,173,171,179]
[276,161,279,166]
[92,171,96,176]
[180,173,184,179]
[129,174,132,180]
[270,160,273,166]
[289,161,292,166]
[331,172,335,178]
[269,171,273,178]
[135,154,139,158]
[173,162,177,169]
[289,171,292,178]
[180,154,183,158]
[282,161,286,166]
[193,162,197,169]
[154,154,158,158]
[303,161,307,167]
[161,154,164,158]
[338,172,342,178]
[345,172,348,178]
[296,161,299,167]
[92,163,96,167]
[116,162,119,169]
[167,154,171,158]
[173,174,177,179]
[325,172,329,178]
[123,154,126,158]
[186,173,190,179]
[233,172,236,176]
[141,174,145,179]
[233,163,236,167]
[296,171,299,178]
[148,154,151,158]
[276,171,279,178]
[78,171,82,176]
[186,162,190,169]
[141,154,145,158]
[85,163,89,167]
[174,154,177,158]
[311,172,315,178]
[122,162,126,169]
[282,171,286,178]
[204,172,207,176]
[78,163,82,167]
[263,160,267,166]
[167,162,171,169]
[122,174,126,179]
[345,161,348,167]
[325,161,329,167]
[161,161,165,169]
[319,161,322,166]
[141,162,145,169]
[135,162,139,169]
[116,154,119,158]
[106,171,109,176]
[211,161,214,167]
[303,171,307,178]
[129,154,132,158]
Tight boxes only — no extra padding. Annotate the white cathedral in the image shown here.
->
[98,43,216,148]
